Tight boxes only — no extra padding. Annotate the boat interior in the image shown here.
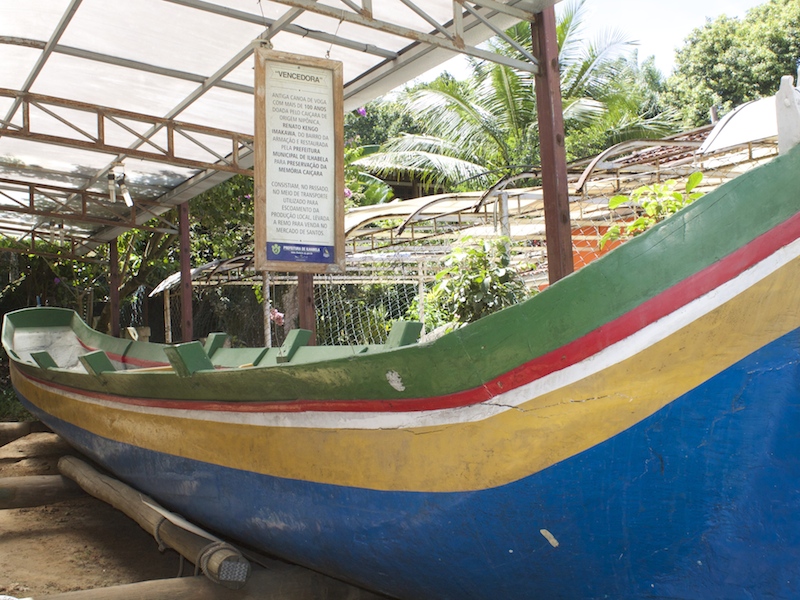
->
[3,308,423,376]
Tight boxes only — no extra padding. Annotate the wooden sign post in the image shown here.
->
[254,47,345,342]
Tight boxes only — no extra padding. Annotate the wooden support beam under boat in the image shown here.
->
[33,565,392,600]
[59,456,251,589]
[0,474,84,509]
[531,8,573,285]
[0,421,50,448]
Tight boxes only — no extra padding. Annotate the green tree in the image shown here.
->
[356,0,676,189]
[190,175,254,263]
[666,0,800,127]
[344,100,421,145]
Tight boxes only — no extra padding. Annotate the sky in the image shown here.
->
[429,0,769,80]
[582,0,769,75]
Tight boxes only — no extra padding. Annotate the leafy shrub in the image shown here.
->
[414,236,531,328]
[600,172,704,248]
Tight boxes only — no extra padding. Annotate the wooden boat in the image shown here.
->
[6,91,800,599]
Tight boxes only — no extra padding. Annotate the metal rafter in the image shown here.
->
[265,0,539,72]
[0,89,253,175]
[163,0,397,59]
[0,37,254,95]
[0,0,566,263]
[0,177,179,234]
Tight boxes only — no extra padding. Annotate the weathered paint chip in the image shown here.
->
[386,370,405,391]
[540,528,559,547]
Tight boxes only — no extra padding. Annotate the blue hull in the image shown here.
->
[19,327,800,599]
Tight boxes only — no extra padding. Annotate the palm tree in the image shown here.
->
[355,0,678,191]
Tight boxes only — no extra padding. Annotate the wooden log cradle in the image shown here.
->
[58,456,251,590]
[0,474,83,509]
[0,421,50,448]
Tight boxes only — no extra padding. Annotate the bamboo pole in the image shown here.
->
[0,475,84,509]
[58,456,250,589]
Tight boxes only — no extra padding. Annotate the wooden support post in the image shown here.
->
[59,456,251,589]
[297,273,316,346]
[532,8,573,284]
[109,239,121,337]
[179,201,193,342]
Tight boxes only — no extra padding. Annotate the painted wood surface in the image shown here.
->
[5,145,800,598]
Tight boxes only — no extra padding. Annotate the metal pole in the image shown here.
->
[532,9,573,284]
[297,273,316,345]
[179,201,193,342]
[164,288,172,344]
[262,271,272,348]
[109,239,120,337]
[418,259,425,332]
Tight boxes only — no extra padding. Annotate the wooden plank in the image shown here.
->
[385,320,422,348]
[78,350,116,375]
[276,329,312,363]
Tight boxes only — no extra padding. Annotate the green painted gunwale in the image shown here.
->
[5,146,800,404]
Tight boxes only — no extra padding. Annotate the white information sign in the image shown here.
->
[255,49,344,273]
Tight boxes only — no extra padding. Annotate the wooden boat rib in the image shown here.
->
[6,86,800,598]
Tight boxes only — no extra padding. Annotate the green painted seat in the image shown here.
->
[256,329,312,366]
[163,341,215,377]
[79,350,116,375]
[203,332,230,358]
[276,329,312,363]
[30,351,58,370]
[385,320,423,348]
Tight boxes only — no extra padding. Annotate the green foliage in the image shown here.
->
[356,0,677,189]
[344,142,394,208]
[565,54,677,160]
[190,175,254,262]
[666,0,800,127]
[344,100,422,145]
[600,172,704,248]
[0,347,33,421]
[418,237,531,326]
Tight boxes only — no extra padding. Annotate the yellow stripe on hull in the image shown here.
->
[14,255,800,492]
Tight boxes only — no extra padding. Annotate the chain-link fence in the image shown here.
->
[109,140,784,347]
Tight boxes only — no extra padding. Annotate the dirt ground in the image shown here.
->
[0,432,183,599]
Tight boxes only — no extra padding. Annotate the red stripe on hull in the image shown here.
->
[29,211,800,414]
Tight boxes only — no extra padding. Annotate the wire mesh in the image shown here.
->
[149,140,780,348]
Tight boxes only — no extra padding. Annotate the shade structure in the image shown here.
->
[0,0,562,258]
